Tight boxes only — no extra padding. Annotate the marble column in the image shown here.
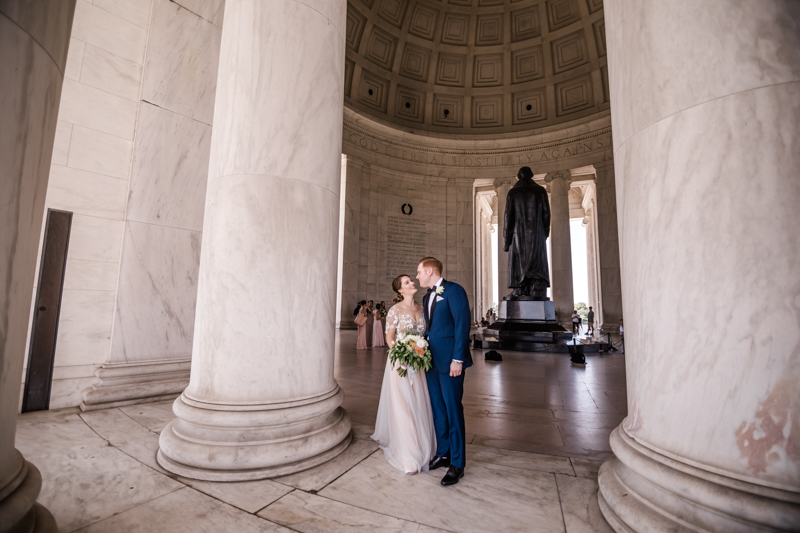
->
[0,2,75,531]
[593,160,622,332]
[544,171,574,328]
[599,1,800,530]
[336,156,363,330]
[493,177,515,301]
[581,183,602,331]
[158,0,351,481]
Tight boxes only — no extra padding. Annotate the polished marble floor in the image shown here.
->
[16,330,625,532]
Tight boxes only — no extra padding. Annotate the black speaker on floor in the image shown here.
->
[485,350,503,361]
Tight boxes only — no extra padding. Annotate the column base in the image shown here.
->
[0,455,57,533]
[598,426,800,532]
[80,359,190,411]
[157,387,352,481]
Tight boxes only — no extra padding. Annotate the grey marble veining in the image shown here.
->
[109,221,201,363]
[141,0,221,124]
[319,455,566,532]
[118,403,177,433]
[79,408,155,445]
[465,443,574,475]
[76,487,293,532]
[179,477,293,514]
[34,441,183,532]
[556,474,613,533]
[259,491,433,533]
[15,410,105,458]
[126,102,211,232]
[273,436,380,491]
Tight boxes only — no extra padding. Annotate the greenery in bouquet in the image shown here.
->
[389,333,433,378]
[380,307,388,319]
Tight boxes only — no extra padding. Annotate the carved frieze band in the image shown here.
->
[343,120,612,168]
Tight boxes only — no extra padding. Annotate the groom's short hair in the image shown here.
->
[419,257,443,275]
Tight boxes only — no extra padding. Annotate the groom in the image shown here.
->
[417,257,472,486]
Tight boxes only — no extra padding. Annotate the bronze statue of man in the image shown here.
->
[503,166,551,300]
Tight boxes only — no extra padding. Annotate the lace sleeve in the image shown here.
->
[385,306,399,331]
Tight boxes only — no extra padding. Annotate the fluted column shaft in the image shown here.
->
[158,0,351,481]
[0,2,75,531]
[599,1,800,530]
[493,178,515,300]
[545,171,574,328]
[593,160,622,332]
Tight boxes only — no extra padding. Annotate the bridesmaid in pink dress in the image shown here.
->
[355,307,369,349]
[372,304,385,347]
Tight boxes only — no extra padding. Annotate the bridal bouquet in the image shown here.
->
[389,333,433,378]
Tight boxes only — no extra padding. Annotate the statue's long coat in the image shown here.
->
[503,178,551,288]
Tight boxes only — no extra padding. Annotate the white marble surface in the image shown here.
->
[556,474,613,533]
[320,455,566,532]
[52,289,115,367]
[64,258,119,291]
[47,164,129,219]
[58,78,139,140]
[260,491,438,533]
[126,102,211,232]
[1,6,72,498]
[64,214,124,263]
[70,0,148,65]
[110,222,201,363]
[78,487,292,532]
[141,0,221,125]
[605,0,800,149]
[16,406,613,531]
[119,401,177,433]
[180,477,293,514]
[92,0,153,29]
[174,0,224,26]
[273,437,380,491]
[67,124,133,179]
[33,441,182,532]
[79,43,143,101]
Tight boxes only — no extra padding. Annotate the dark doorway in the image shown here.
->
[23,209,72,413]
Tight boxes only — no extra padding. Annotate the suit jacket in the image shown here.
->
[423,280,473,373]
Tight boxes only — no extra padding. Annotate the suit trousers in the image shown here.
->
[425,369,466,468]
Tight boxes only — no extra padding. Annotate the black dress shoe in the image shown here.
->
[428,456,450,470]
[440,466,464,486]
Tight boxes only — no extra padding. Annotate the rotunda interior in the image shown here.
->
[1,0,797,532]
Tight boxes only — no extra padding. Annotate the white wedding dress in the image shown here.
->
[371,306,437,474]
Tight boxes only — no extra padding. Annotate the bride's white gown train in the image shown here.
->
[371,306,436,474]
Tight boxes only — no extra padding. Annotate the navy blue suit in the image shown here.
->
[423,279,472,468]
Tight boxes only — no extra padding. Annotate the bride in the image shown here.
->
[371,274,436,474]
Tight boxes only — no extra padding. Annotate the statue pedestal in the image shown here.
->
[475,299,610,353]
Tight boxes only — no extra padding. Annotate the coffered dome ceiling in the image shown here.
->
[345,0,609,135]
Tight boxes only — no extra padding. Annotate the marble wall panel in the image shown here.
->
[141,0,221,124]
[46,165,129,220]
[110,222,202,363]
[67,125,134,180]
[92,0,153,28]
[173,0,225,26]
[70,0,148,65]
[80,43,143,101]
[59,78,139,140]
[126,103,211,231]
[67,215,124,263]
[52,120,73,166]
[64,38,85,81]
[64,259,119,291]
[54,289,116,367]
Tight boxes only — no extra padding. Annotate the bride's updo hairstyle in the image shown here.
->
[392,274,409,300]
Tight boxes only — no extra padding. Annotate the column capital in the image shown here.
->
[493,177,516,189]
[543,169,572,183]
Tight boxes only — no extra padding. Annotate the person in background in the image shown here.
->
[372,303,385,347]
[587,306,595,335]
[571,310,580,334]
[353,300,366,316]
[365,300,375,346]
[486,309,496,325]
[355,306,369,349]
